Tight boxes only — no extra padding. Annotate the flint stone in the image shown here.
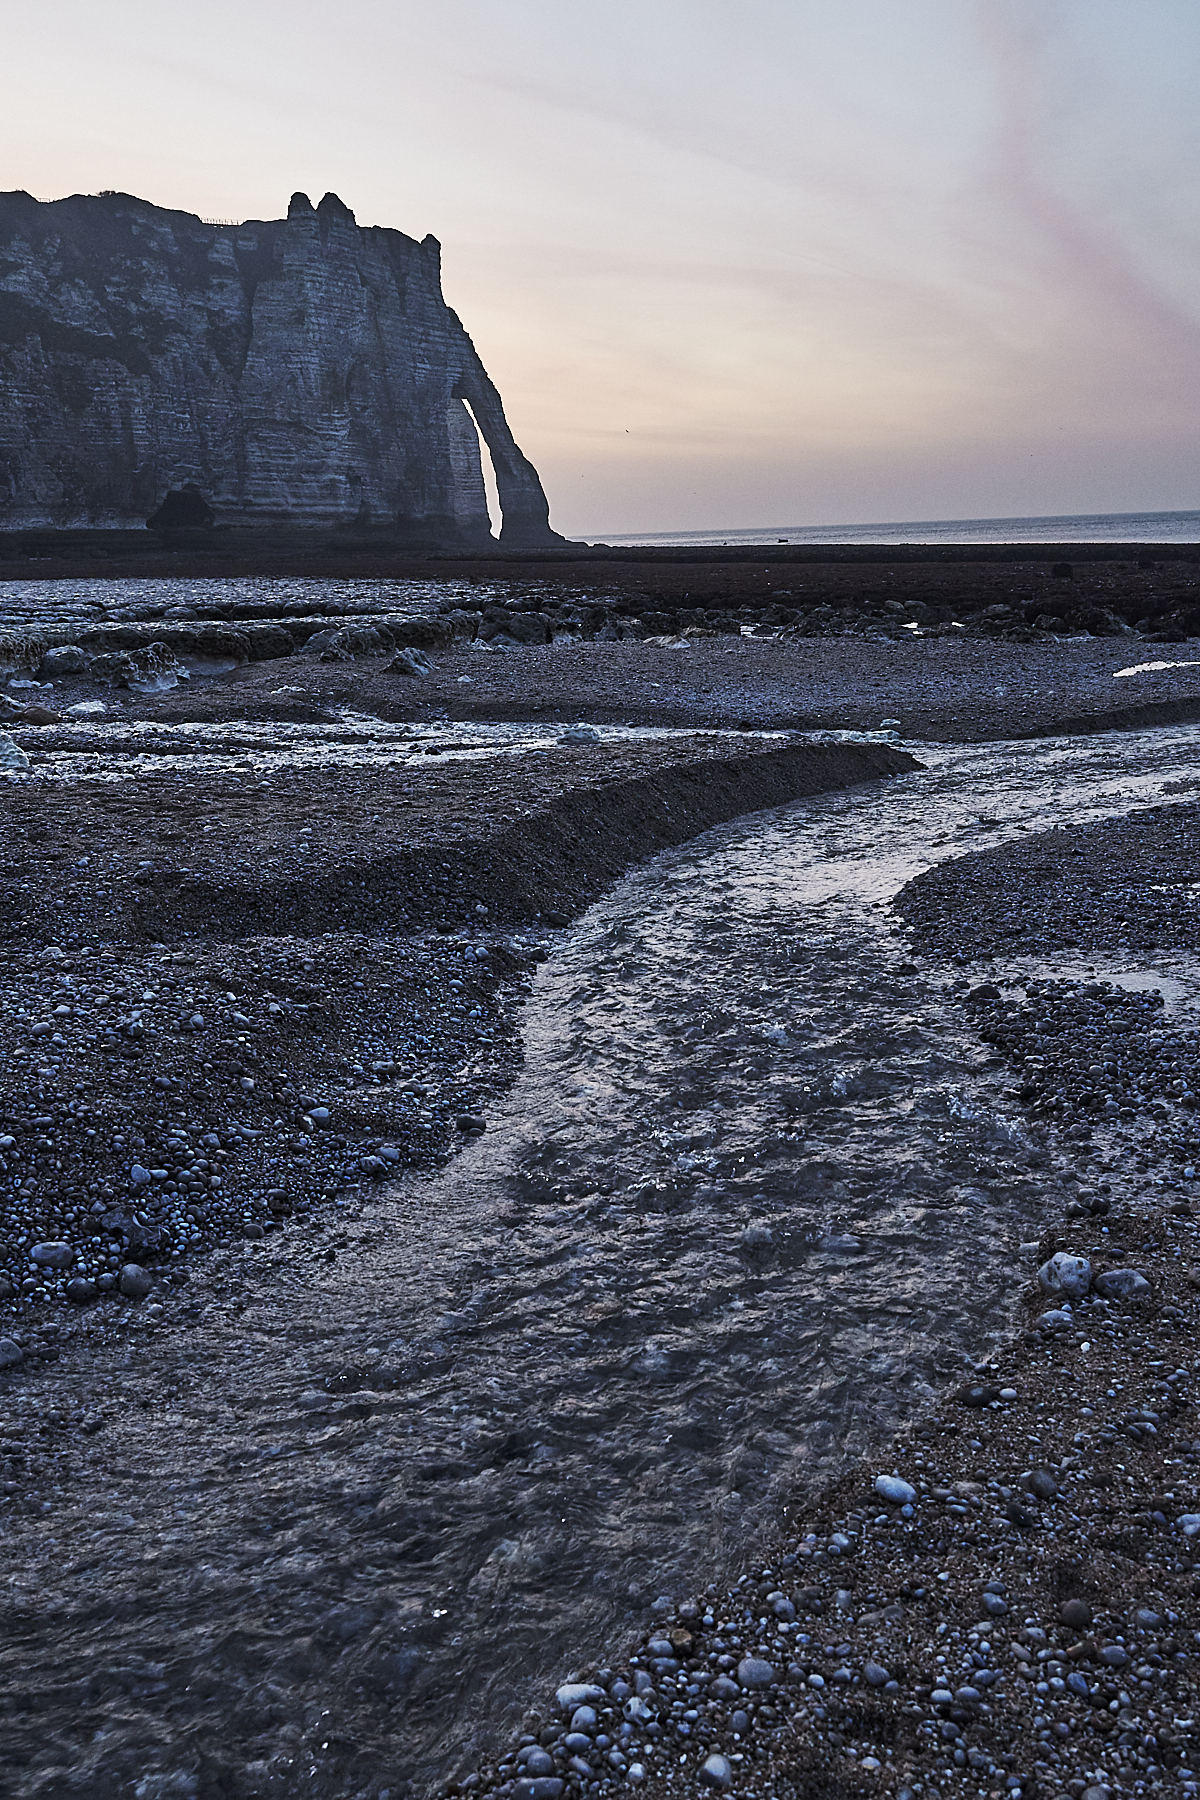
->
[0,1337,23,1369]
[699,1755,733,1790]
[31,1241,74,1269]
[1094,1268,1151,1302]
[556,1683,605,1714]
[65,1278,98,1304]
[864,1662,891,1687]
[387,647,433,678]
[1037,1308,1073,1333]
[569,1707,597,1733]
[1037,1252,1091,1300]
[119,1264,153,1301]
[737,1656,776,1690]
[1027,1469,1058,1500]
[740,1222,775,1258]
[41,644,88,675]
[711,1675,740,1701]
[874,1474,916,1505]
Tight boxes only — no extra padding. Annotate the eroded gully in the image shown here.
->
[3,725,1198,1800]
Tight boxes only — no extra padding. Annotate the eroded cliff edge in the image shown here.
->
[0,187,563,546]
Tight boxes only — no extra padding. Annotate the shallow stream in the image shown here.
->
[5,725,1199,1799]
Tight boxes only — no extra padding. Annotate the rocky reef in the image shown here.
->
[0,188,562,546]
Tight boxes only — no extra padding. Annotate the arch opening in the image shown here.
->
[461,397,501,540]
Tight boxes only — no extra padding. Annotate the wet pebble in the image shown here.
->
[119,1265,153,1301]
[736,1656,775,1690]
[1094,1267,1152,1301]
[699,1752,732,1790]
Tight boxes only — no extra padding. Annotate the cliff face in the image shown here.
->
[0,188,562,546]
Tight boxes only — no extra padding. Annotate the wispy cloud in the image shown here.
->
[3,0,1199,529]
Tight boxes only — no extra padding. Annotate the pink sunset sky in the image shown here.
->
[3,0,1199,537]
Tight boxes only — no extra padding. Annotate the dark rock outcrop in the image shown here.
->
[0,187,562,546]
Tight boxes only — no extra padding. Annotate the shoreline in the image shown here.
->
[2,535,1199,583]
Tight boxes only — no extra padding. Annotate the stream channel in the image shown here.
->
[7,724,1200,1800]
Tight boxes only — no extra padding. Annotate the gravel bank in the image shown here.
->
[14,633,1200,745]
[0,736,911,1314]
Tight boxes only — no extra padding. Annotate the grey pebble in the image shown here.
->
[30,1241,75,1269]
[0,1336,24,1369]
[699,1753,733,1790]
[1094,1267,1151,1301]
[874,1473,916,1505]
[736,1656,776,1690]
[119,1264,153,1301]
[513,1780,563,1800]
[1027,1469,1058,1500]
[864,1662,891,1687]
[1037,1251,1091,1299]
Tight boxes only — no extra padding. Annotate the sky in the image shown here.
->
[3,0,1200,536]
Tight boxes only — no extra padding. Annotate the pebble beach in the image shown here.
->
[0,553,1198,1800]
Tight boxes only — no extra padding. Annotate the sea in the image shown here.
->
[592,507,1200,549]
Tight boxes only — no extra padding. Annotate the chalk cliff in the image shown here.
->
[0,188,563,545]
